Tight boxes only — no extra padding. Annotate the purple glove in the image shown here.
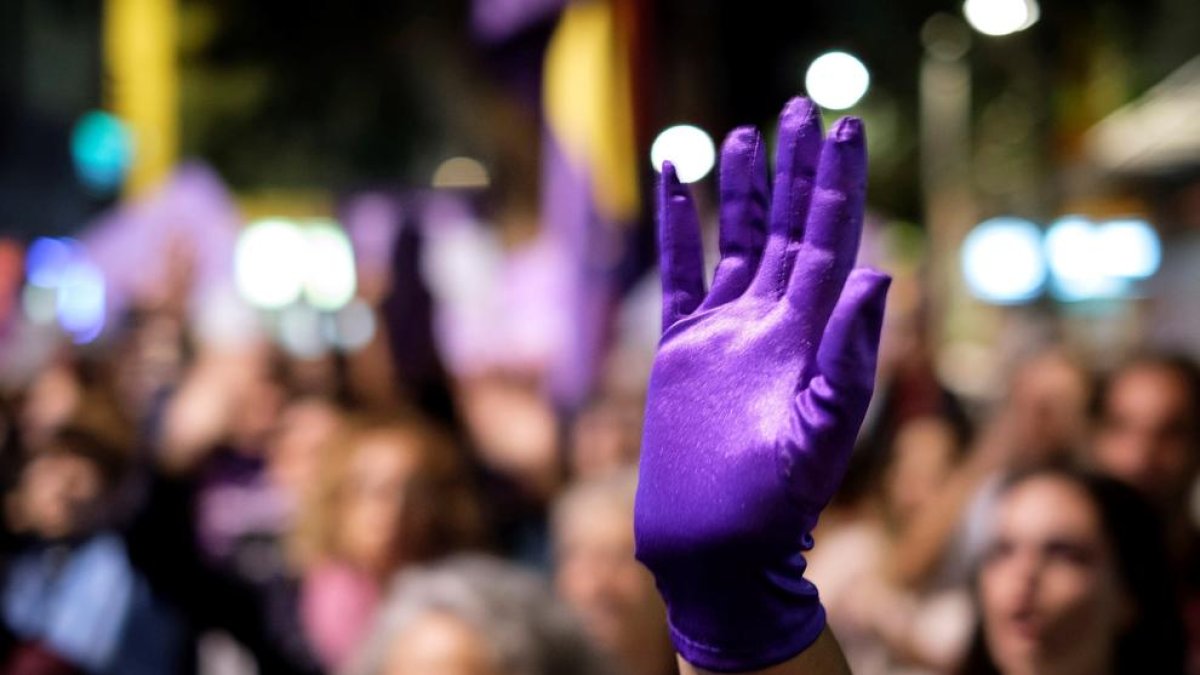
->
[634,97,890,672]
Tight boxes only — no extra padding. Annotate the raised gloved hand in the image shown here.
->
[634,97,890,672]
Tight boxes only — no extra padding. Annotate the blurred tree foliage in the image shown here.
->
[180,0,473,190]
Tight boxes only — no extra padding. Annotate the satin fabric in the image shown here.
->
[635,97,890,672]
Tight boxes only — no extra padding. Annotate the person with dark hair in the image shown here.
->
[808,416,975,674]
[892,348,1092,592]
[1092,352,1200,524]
[0,427,186,674]
[292,412,485,672]
[1091,352,1200,672]
[18,357,133,459]
[959,466,1186,675]
[553,470,673,675]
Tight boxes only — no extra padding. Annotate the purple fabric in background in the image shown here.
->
[470,0,626,410]
[343,192,403,285]
[82,162,246,341]
[84,163,240,300]
[540,130,618,410]
[470,0,566,44]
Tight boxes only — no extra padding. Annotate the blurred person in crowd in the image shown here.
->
[552,470,672,675]
[268,395,346,511]
[837,273,969,510]
[105,235,204,440]
[893,348,1092,589]
[567,396,644,481]
[1090,352,1200,673]
[959,466,1185,674]
[110,309,190,440]
[293,414,484,672]
[158,347,331,567]
[347,555,611,675]
[285,352,349,402]
[0,427,185,674]
[123,352,335,674]
[346,210,461,429]
[810,416,973,674]
[17,361,83,452]
[18,357,131,456]
[199,392,348,674]
[0,396,22,515]
[457,373,561,567]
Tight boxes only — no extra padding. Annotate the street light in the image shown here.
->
[650,125,716,183]
[963,0,1039,36]
[961,217,1046,304]
[805,51,871,110]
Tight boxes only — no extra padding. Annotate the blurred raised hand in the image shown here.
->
[634,97,890,673]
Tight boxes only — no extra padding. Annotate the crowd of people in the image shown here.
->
[0,262,676,675]
[0,120,1198,675]
[0,233,1196,675]
[810,348,1200,674]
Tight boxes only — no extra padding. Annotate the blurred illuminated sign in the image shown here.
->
[961,216,1159,304]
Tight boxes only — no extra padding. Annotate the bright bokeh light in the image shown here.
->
[237,219,358,312]
[1044,216,1097,282]
[1044,216,1158,301]
[57,260,106,343]
[71,111,133,194]
[26,238,77,288]
[423,220,501,304]
[962,217,1046,304]
[23,238,107,342]
[302,220,357,311]
[194,284,261,347]
[22,285,57,325]
[650,125,716,183]
[235,219,309,309]
[1098,219,1160,279]
[1044,216,1122,301]
[804,51,871,110]
[432,157,490,189]
[963,0,1039,36]
[324,299,377,352]
[277,302,327,358]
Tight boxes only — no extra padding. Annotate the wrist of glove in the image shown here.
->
[649,537,827,671]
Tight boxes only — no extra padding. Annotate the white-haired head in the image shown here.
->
[346,554,613,675]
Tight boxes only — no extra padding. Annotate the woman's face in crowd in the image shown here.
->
[20,365,81,448]
[884,417,957,526]
[458,378,558,499]
[338,432,421,573]
[555,499,668,671]
[15,452,103,539]
[268,399,341,502]
[384,612,498,675]
[569,401,642,481]
[1006,354,1090,464]
[979,476,1126,675]
[230,373,285,452]
[115,315,185,414]
[1093,365,1198,508]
